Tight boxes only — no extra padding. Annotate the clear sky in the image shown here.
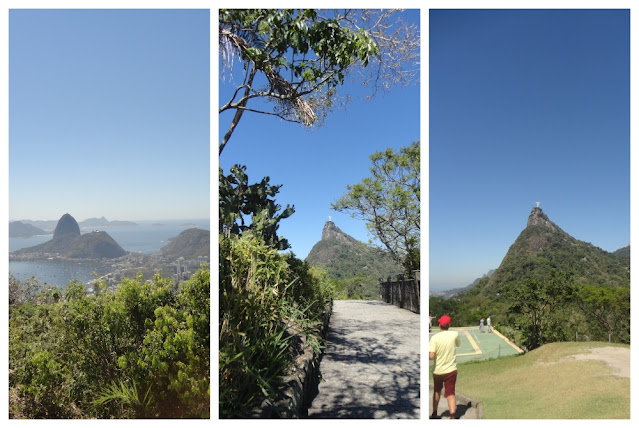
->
[217,9,420,261]
[430,9,630,291]
[8,9,210,221]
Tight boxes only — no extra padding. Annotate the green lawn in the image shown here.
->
[452,342,630,419]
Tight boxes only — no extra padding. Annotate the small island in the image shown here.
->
[79,217,138,227]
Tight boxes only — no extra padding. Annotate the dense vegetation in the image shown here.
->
[486,224,630,293]
[219,165,334,417]
[431,277,630,351]
[9,268,210,418]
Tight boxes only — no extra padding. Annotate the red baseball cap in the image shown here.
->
[439,315,451,326]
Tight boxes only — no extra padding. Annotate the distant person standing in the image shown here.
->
[479,318,485,333]
[429,314,434,332]
[487,316,492,333]
[429,315,461,419]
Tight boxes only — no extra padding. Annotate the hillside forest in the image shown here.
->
[430,208,630,351]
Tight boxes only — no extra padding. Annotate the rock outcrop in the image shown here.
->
[320,221,359,246]
[53,213,82,239]
[526,206,562,233]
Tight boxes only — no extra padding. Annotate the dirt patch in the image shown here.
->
[570,346,629,378]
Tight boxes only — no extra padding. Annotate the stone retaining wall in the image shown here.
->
[250,302,333,418]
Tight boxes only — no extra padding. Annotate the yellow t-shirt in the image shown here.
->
[429,330,460,375]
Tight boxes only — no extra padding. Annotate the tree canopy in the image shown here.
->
[332,141,420,275]
[219,9,419,154]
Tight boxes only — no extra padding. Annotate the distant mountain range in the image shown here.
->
[305,221,402,298]
[430,269,496,299]
[10,217,138,237]
[11,214,127,259]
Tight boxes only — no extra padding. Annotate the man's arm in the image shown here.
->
[429,352,436,360]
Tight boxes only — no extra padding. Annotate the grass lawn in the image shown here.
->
[454,342,630,419]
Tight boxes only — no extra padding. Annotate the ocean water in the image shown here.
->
[8,219,210,287]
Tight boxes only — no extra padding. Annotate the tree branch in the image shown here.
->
[220,66,257,155]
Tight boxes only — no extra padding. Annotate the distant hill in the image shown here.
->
[612,245,630,265]
[18,216,137,231]
[79,217,138,227]
[306,221,402,298]
[467,207,629,298]
[430,269,496,299]
[9,221,50,238]
[12,214,127,259]
[20,219,58,231]
[160,228,210,261]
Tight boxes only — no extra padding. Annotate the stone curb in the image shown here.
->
[455,391,484,419]
[428,385,484,419]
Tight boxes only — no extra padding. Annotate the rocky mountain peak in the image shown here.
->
[526,207,559,232]
[321,221,359,246]
[53,213,81,240]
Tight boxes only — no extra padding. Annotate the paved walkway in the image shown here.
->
[306,300,420,418]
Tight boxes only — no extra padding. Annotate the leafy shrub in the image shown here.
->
[9,267,210,419]
[219,233,332,417]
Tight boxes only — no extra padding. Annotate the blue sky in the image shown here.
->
[430,9,630,290]
[8,9,210,221]
[217,9,420,261]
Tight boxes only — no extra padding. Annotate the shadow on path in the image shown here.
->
[306,300,420,418]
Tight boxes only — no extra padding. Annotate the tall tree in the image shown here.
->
[332,141,420,275]
[219,9,419,154]
[507,270,575,350]
[574,284,630,343]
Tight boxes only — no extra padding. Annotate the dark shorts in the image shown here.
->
[432,370,457,398]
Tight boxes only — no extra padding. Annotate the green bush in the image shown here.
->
[219,233,332,418]
[9,268,210,419]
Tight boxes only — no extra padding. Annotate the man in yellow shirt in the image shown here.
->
[429,314,460,419]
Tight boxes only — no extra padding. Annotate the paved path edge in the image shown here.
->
[428,384,483,419]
